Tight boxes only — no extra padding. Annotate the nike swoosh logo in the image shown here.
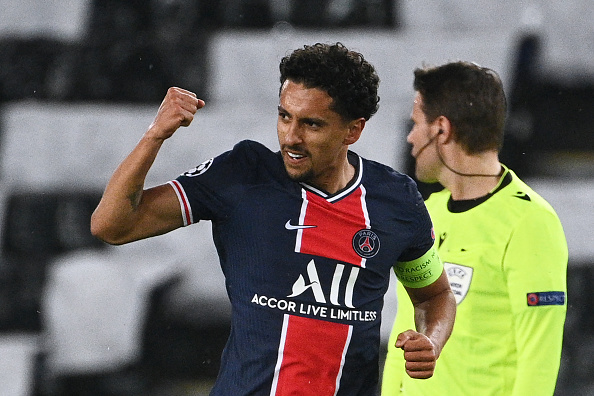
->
[514,192,531,201]
[439,232,447,248]
[285,220,317,230]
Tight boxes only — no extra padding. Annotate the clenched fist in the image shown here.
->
[396,329,439,379]
[146,87,205,141]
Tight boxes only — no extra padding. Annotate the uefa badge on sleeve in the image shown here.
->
[183,158,214,177]
[527,291,566,306]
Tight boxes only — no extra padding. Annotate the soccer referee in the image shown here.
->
[382,61,567,395]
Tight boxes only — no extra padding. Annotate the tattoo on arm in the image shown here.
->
[127,187,143,211]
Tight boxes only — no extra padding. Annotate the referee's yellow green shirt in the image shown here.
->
[383,166,567,396]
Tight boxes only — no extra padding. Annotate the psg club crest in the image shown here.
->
[352,229,380,258]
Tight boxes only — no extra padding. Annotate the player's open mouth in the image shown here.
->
[287,152,305,160]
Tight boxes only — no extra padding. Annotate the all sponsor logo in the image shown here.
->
[288,260,359,308]
[251,259,377,322]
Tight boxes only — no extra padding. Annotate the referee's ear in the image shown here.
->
[434,116,453,143]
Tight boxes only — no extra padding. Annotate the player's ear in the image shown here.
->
[344,118,365,145]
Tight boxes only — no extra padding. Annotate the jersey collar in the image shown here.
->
[447,165,512,213]
[300,151,362,203]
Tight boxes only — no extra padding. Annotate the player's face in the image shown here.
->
[277,80,362,192]
[407,92,441,183]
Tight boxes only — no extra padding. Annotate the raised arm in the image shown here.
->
[396,269,456,379]
[91,87,205,245]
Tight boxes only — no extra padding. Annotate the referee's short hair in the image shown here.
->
[414,61,507,154]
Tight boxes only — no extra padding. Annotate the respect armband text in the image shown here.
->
[394,245,442,288]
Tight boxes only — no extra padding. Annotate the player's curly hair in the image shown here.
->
[279,42,380,121]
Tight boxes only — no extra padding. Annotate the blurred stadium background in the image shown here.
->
[0,1,593,395]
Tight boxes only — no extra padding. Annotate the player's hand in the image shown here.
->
[146,87,205,141]
[395,329,438,379]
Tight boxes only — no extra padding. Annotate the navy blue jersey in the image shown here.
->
[169,140,434,395]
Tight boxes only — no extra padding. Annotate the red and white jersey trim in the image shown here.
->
[168,180,193,226]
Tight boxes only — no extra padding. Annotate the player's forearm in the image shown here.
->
[90,133,165,244]
[414,285,456,357]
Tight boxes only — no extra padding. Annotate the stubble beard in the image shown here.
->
[284,161,314,184]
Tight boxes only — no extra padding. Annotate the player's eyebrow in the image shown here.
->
[277,105,327,127]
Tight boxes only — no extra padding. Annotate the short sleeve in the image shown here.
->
[170,140,261,224]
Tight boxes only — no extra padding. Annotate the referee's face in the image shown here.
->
[277,80,363,193]
[408,92,441,183]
